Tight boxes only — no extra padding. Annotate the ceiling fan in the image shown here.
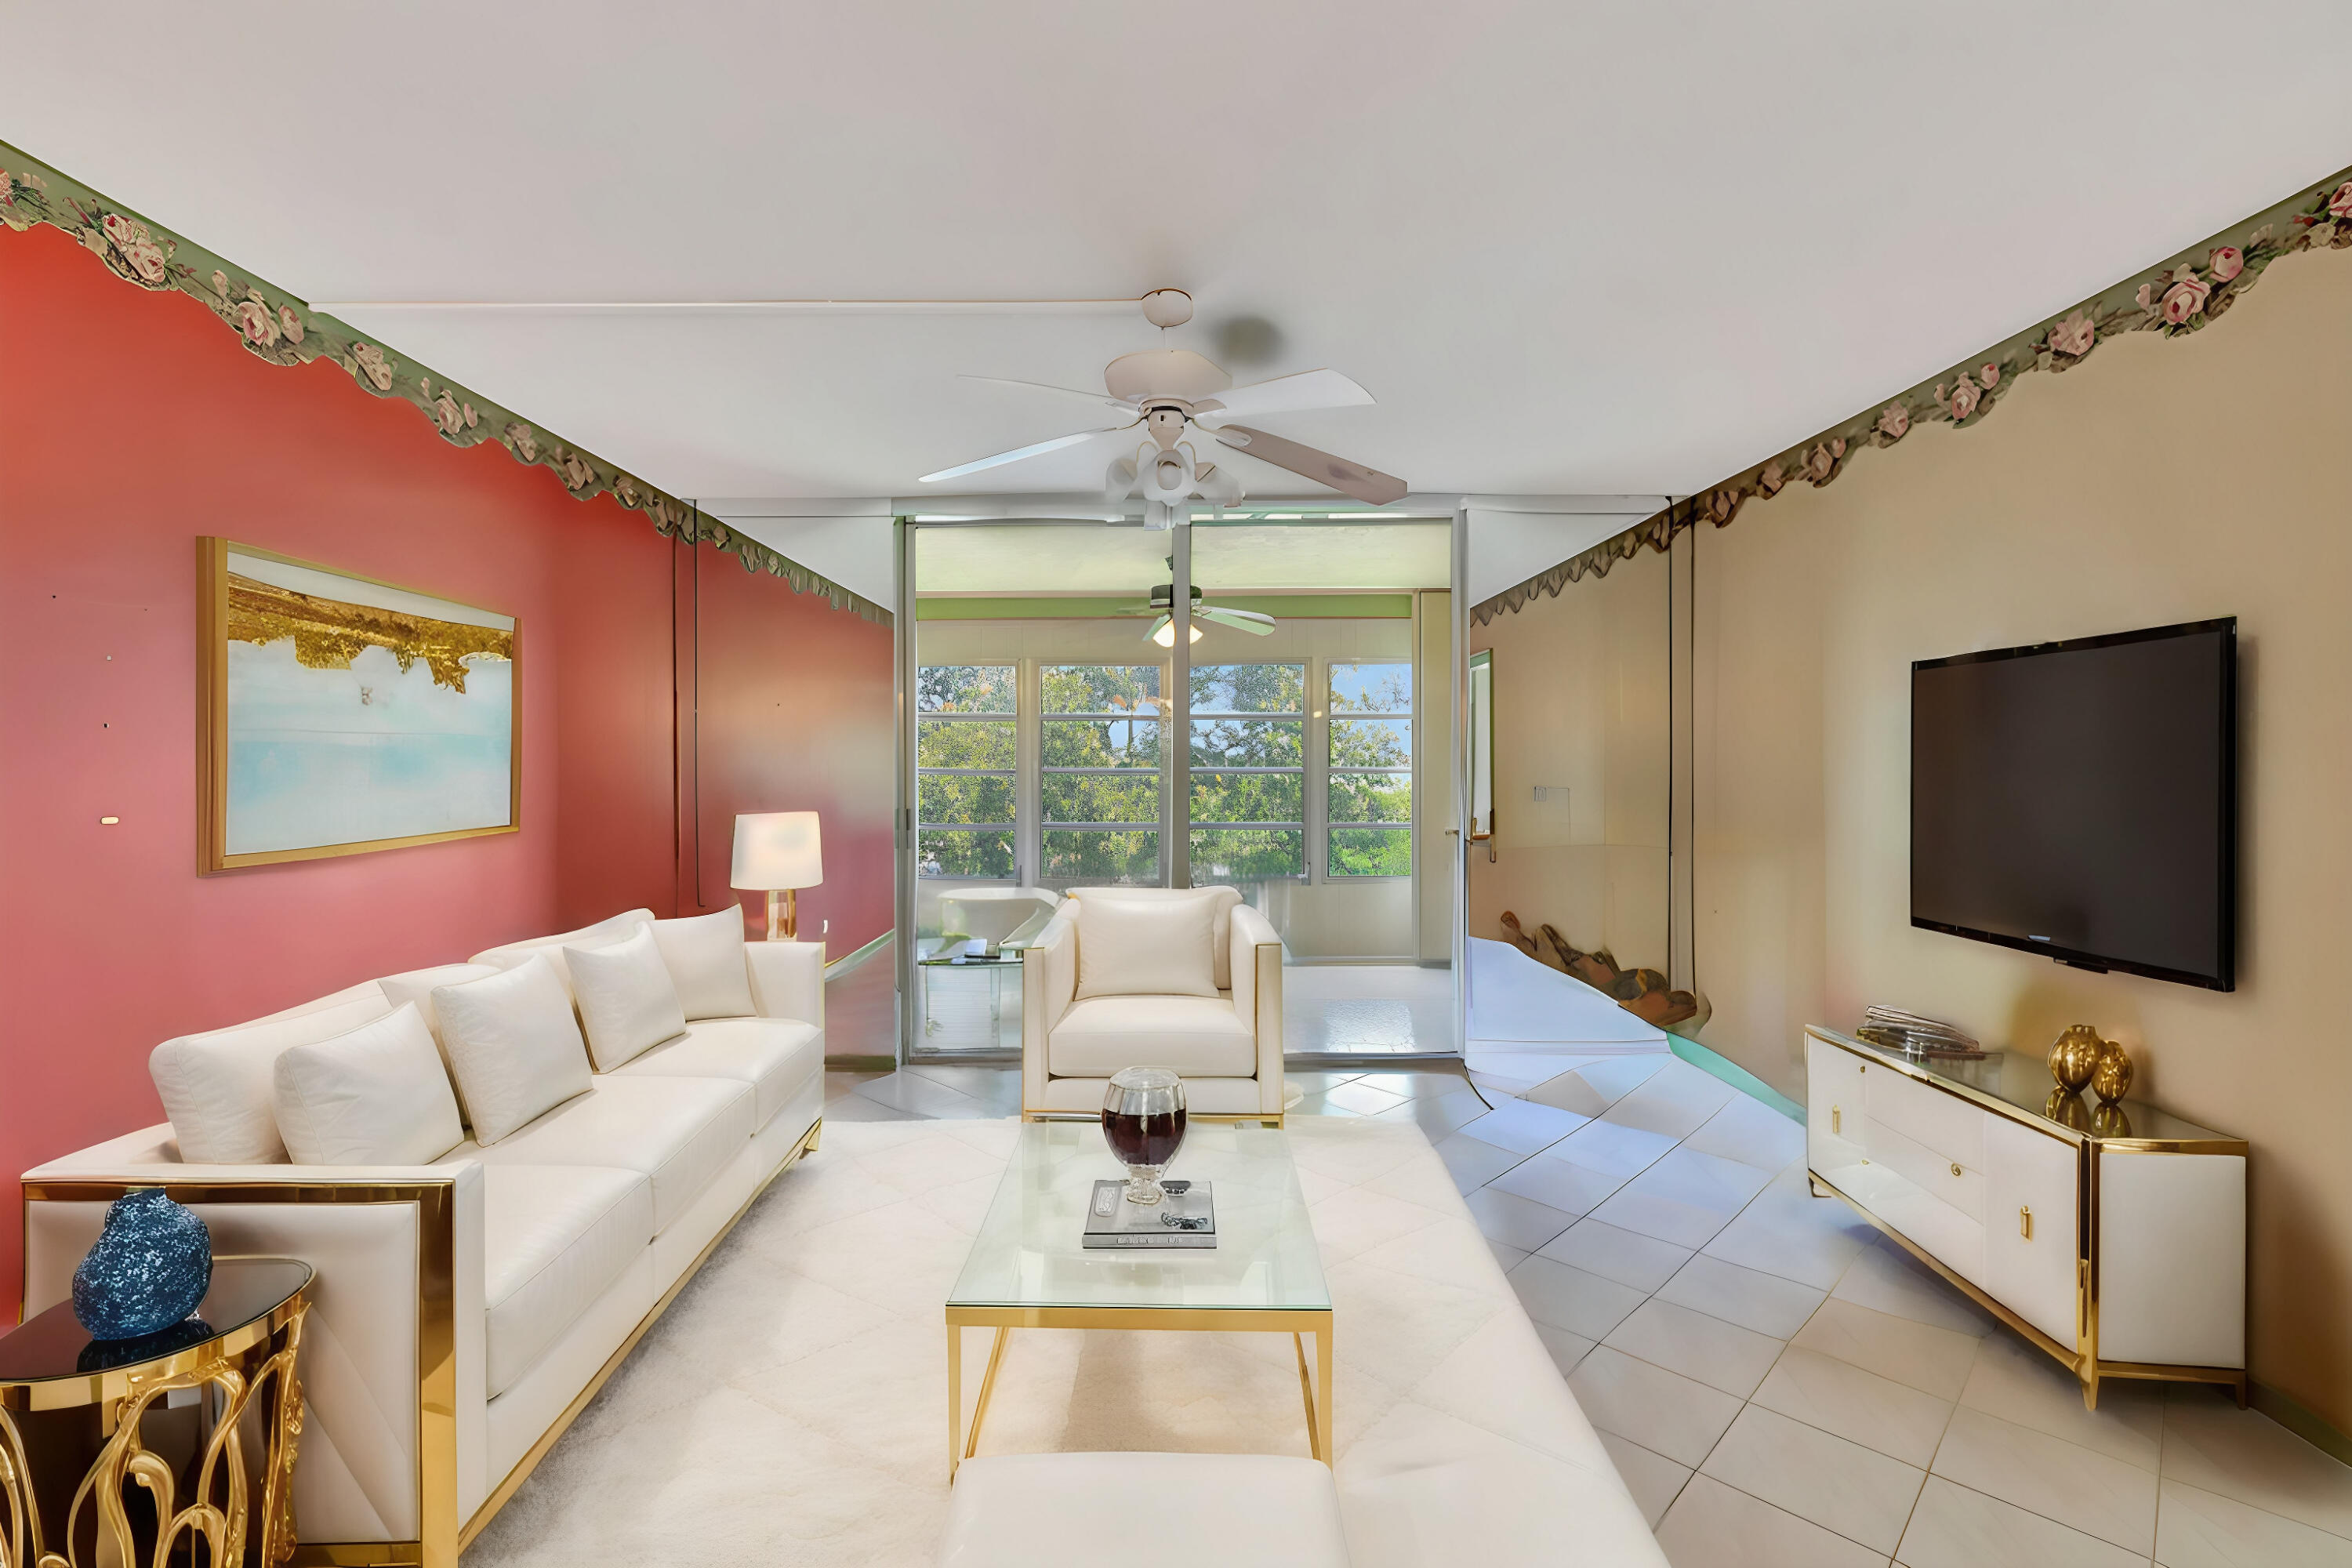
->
[919,347,1407,528]
[1110,562,1278,646]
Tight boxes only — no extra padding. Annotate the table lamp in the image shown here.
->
[731,811,822,940]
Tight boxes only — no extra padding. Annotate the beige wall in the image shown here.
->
[1690,252,2352,1432]
[1468,546,1672,970]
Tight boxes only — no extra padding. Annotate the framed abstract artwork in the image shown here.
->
[198,539,520,870]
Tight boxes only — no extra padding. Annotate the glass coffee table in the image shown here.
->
[945,1120,1332,1480]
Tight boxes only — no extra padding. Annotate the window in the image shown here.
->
[916,665,1016,878]
[1189,662,1305,880]
[1040,664,1163,883]
[1327,661,1412,876]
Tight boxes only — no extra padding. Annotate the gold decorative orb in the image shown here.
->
[2044,1087,2092,1132]
[2048,1024,2104,1092]
[2090,1102,2136,1140]
[2091,1040,2134,1104]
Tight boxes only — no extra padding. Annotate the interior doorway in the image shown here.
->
[895,514,1462,1064]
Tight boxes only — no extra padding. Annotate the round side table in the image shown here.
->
[0,1255,311,1567]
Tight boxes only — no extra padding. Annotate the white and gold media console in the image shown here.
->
[1805,1025,2245,1410]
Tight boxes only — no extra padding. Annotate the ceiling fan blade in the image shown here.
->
[917,426,1128,484]
[961,374,1140,415]
[1192,368,1373,421]
[1210,425,1408,506]
[1198,607,1276,635]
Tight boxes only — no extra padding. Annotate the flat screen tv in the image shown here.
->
[1911,618,2236,991]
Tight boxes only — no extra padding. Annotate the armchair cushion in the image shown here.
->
[649,909,757,1021]
[1049,996,1257,1078]
[441,1076,753,1235]
[433,956,595,1145]
[564,925,688,1070]
[270,1004,466,1166]
[478,1163,652,1398]
[1070,891,1220,1001]
[611,1015,822,1127]
[151,993,391,1164]
[1069,884,1243,986]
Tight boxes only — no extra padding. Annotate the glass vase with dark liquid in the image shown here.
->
[1101,1065,1188,1205]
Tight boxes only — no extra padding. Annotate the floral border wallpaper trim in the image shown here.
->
[0,141,887,626]
[1472,161,2352,626]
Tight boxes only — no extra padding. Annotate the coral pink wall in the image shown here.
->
[0,223,893,1316]
[685,547,897,953]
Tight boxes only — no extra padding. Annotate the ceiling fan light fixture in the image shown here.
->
[1149,616,1203,648]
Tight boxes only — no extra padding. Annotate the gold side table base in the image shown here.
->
[945,1306,1334,1482]
[0,1294,308,1568]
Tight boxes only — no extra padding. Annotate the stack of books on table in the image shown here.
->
[1855,1006,1987,1059]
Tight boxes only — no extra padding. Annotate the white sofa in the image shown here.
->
[21,909,826,1568]
[1020,885,1287,1122]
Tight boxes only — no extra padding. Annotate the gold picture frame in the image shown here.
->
[198,539,521,872]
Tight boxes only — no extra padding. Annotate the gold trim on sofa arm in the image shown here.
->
[23,1176,459,1568]
[23,1118,822,1568]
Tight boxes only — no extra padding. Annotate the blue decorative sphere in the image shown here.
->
[72,1189,212,1341]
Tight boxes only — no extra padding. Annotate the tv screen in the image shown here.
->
[1911,619,2236,990]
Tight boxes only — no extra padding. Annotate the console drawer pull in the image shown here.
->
[2020,1204,2033,1240]
[1831,1105,1841,1135]
[1951,1162,1963,1178]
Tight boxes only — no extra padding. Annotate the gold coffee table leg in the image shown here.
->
[946,1325,963,1483]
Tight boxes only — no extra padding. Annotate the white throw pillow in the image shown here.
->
[377,962,503,1126]
[1073,891,1221,1001]
[271,1004,465,1166]
[1073,884,1244,987]
[432,956,594,1144]
[468,909,655,1000]
[564,925,688,1069]
[649,908,757,1021]
[151,995,390,1164]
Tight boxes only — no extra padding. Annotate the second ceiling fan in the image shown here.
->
[920,348,1406,528]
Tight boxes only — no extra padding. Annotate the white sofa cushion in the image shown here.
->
[1049,995,1256,1078]
[151,994,390,1163]
[376,962,503,1125]
[1070,891,1220,1001]
[270,1004,465,1166]
[564,926,688,1070]
[648,909,757,1020]
[611,1016,822,1128]
[938,1453,1349,1567]
[432,956,595,1145]
[468,909,655,999]
[475,1164,653,1398]
[450,1076,753,1234]
[1070,884,1244,987]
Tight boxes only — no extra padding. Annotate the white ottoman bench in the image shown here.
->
[936,1452,1351,1566]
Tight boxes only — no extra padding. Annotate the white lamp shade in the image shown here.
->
[731,811,823,891]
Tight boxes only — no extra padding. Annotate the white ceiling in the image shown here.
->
[13,2,2352,508]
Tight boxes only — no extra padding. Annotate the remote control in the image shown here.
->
[1091,1185,1118,1218]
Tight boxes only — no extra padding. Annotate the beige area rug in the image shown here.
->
[466,1116,1661,1567]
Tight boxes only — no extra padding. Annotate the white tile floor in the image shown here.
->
[1456,1047,2352,1568]
[819,1044,2352,1566]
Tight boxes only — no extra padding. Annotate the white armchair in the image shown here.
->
[1020,885,1286,1123]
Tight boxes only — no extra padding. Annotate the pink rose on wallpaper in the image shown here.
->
[2048,310,2095,357]
[278,304,303,343]
[1947,377,1982,422]
[435,392,465,434]
[210,269,230,297]
[0,172,13,207]
[1806,444,1835,481]
[2135,282,2154,311]
[505,422,538,460]
[463,402,478,428]
[1876,405,1909,441]
[353,341,395,390]
[1978,364,1999,389]
[125,240,168,283]
[561,451,595,490]
[2330,180,2352,220]
[2209,246,2244,283]
[234,298,278,345]
[1759,461,1785,495]
[2161,274,2211,325]
[100,212,135,246]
